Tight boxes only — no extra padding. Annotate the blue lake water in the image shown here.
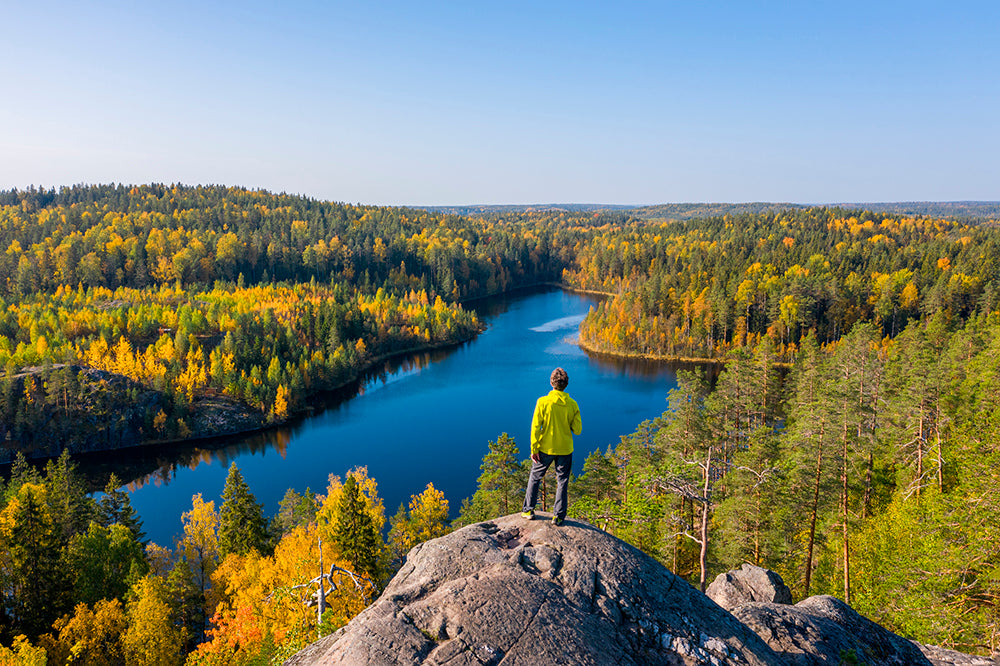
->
[100,288,680,547]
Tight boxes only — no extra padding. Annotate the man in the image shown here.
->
[521,367,582,526]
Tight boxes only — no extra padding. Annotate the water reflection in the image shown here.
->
[583,349,722,383]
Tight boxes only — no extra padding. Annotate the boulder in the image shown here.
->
[286,514,783,665]
[916,643,998,666]
[732,595,931,665]
[705,563,792,611]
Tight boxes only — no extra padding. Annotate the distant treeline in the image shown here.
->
[427,200,1000,222]
[566,207,1000,361]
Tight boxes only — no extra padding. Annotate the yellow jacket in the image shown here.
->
[530,389,582,456]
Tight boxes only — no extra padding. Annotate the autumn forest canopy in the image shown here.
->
[3,183,1000,661]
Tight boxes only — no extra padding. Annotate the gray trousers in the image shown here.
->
[522,452,572,519]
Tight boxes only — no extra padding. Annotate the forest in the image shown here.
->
[3,184,1000,661]
[0,184,589,459]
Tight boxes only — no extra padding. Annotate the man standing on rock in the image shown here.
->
[521,367,581,526]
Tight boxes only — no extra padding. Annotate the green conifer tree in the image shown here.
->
[268,487,317,543]
[334,475,382,581]
[218,463,269,558]
[1,482,68,637]
[98,472,146,544]
[44,450,95,542]
[458,433,524,525]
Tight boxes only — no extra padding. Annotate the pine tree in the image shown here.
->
[269,487,317,542]
[5,451,40,501]
[651,370,714,591]
[218,463,269,558]
[779,333,837,597]
[459,433,524,524]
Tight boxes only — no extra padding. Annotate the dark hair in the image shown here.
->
[550,367,569,390]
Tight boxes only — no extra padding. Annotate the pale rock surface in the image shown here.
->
[917,643,999,665]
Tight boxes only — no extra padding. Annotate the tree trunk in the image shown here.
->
[699,446,713,593]
[673,496,683,573]
[841,384,851,606]
[862,452,873,519]
[917,410,925,499]
[804,425,824,597]
[936,416,944,492]
[317,534,326,635]
[753,488,761,566]
[841,424,851,606]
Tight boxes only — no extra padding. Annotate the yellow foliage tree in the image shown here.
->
[191,522,374,665]
[316,467,386,541]
[39,599,128,665]
[407,483,450,545]
[180,494,221,617]
[389,482,451,564]
[123,576,183,666]
[272,384,289,421]
[0,635,47,666]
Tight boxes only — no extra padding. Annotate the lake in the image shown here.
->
[82,287,681,546]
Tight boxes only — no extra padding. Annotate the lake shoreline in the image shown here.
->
[575,336,726,365]
[0,326,485,467]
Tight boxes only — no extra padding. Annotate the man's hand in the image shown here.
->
[531,452,541,463]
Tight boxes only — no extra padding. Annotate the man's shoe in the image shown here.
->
[521,510,534,519]
[552,516,565,526]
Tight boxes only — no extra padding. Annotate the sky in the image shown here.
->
[2,1,998,206]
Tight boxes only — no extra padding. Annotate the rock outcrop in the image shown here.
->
[286,514,997,665]
[288,514,780,665]
[705,563,792,610]
[733,595,931,665]
[0,365,265,464]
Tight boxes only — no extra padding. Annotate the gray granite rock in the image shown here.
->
[286,516,996,666]
[705,563,793,611]
[285,514,782,665]
[916,643,999,666]
[732,595,931,665]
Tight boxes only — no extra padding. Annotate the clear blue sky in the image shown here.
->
[2,1,997,205]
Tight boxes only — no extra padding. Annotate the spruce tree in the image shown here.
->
[98,472,146,544]
[2,482,68,637]
[218,463,268,558]
[43,450,94,541]
[6,452,40,501]
[334,475,382,581]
